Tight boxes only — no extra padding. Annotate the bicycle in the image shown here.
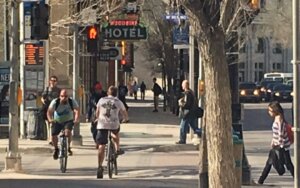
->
[58,129,68,173]
[106,130,118,178]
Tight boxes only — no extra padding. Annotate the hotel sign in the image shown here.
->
[101,25,147,41]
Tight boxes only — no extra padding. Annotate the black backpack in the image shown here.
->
[55,98,74,111]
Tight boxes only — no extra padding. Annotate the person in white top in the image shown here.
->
[257,101,294,184]
[95,85,128,179]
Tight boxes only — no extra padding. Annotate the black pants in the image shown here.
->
[91,121,97,142]
[259,148,294,184]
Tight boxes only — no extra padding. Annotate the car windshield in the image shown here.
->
[274,84,292,91]
[239,83,256,89]
[260,81,281,87]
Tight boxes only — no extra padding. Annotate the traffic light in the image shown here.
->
[121,59,126,65]
[87,26,98,53]
[31,2,50,40]
[248,0,260,10]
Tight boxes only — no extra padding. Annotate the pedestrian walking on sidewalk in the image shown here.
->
[257,101,294,185]
[151,77,162,112]
[41,75,61,144]
[140,81,146,100]
[132,81,138,100]
[176,80,201,144]
[118,80,129,111]
[86,82,106,148]
[95,86,128,179]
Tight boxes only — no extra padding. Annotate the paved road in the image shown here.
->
[242,102,293,131]
[0,96,295,188]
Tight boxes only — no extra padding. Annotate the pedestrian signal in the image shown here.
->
[88,26,98,40]
[87,26,98,53]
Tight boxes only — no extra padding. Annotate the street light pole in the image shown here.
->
[292,0,300,187]
[4,0,22,171]
[72,24,82,146]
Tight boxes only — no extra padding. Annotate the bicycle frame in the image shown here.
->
[107,130,118,178]
[59,129,68,173]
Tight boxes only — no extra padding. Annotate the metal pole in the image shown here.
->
[115,43,118,87]
[292,0,300,187]
[4,0,22,171]
[3,0,8,61]
[19,0,25,139]
[189,25,195,141]
[72,24,82,146]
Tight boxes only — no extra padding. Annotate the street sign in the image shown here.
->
[101,25,147,41]
[98,47,121,61]
[165,12,188,20]
[173,25,189,45]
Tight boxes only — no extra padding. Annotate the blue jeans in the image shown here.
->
[179,117,199,143]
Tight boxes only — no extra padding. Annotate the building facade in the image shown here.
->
[238,0,292,83]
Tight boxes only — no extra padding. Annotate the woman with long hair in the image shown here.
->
[257,101,294,184]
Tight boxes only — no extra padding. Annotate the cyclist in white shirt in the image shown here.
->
[95,86,128,178]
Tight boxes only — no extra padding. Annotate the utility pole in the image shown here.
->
[292,0,300,187]
[4,0,22,171]
[3,0,8,61]
[72,24,82,146]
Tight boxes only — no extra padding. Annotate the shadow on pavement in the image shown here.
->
[0,178,198,188]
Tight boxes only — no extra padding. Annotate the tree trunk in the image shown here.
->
[199,28,237,188]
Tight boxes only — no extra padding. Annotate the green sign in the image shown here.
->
[101,25,147,40]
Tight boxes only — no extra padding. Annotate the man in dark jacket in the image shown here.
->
[41,76,61,144]
[176,80,201,144]
[151,77,162,112]
[86,82,106,147]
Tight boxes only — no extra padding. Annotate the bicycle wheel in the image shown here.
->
[113,153,118,175]
[107,141,114,178]
[111,143,118,175]
[60,136,68,173]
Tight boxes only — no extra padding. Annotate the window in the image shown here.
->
[273,43,282,54]
[239,43,246,53]
[239,62,245,69]
[272,62,282,71]
[239,71,245,82]
[255,62,264,69]
[254,62,264,82]
[256,38,264,53]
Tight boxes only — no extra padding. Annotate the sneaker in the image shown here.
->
[68,148,73,156]
[152,109,158,112]
[116,149,125,155]
[256,179,264,185]
[175,141,186,144]
[97,166,104,179]
[194,128,202,137]
[53,148,59,160]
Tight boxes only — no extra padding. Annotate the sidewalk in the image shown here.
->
[0,93,295,187]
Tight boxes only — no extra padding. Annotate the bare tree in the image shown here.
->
[48,0,125,70]
[171,0,258,187]
[140,1,176,79]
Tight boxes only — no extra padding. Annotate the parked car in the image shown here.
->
[239,82,261,103]
[258,80,281,102]
[286,79,293,86]
[271,84,293,102]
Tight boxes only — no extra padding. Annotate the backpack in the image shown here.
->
[55,98,74,111]
[286,123,294,144]
[154,84,162,95]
